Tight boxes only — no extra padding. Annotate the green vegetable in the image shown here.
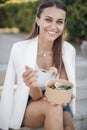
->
[58,85,72,90]
[49,85,56,89]
[49,84,72,90]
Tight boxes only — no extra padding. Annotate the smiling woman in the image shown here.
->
[0,0,76,130]
[36,6,66,42]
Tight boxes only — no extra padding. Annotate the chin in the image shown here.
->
[48,37,58,42]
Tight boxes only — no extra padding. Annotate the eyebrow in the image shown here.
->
[45,16,65,21]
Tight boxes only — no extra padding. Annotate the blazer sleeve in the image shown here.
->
[62,41,76,116]
[70,46,76,116]
[9,44,30,129]
[0,44,30,130]
[0,45,16,130]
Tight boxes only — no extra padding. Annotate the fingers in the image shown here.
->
[23,65,33,77]
[23,70,37,81]
[62,102,67,106]
[22,65,38,88]
[25,65,30,70]
[71,94,75,100]
[50,67,58,77]
[43,96,67,107]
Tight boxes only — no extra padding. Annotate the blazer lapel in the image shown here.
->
[62,41,75,85]
[25,36,38,69]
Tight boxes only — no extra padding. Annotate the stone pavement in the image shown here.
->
[0,33,87,130]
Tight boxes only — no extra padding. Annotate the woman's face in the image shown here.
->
[36,6,66,42]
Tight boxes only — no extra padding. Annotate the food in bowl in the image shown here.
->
[45,79,74,104]
[49,82,72,90]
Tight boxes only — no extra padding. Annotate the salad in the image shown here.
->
[48,82,72,90]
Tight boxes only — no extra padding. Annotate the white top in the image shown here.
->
[36,64,58,90]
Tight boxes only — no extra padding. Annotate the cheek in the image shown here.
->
[39,21,47,30]
[41,20,51,28]
[59,25,65,31]
[43,22,50,28]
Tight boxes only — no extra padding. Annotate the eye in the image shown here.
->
[57,20,64,24]
[45,18,51,22]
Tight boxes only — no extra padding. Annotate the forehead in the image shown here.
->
[41,6,66,19]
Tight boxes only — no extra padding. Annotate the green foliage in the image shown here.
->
[0,0,9,4]
[0,0,87,42]
[62,0,87,42]
[0,0,41,32]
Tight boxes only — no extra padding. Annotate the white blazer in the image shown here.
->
[0,36,76,130]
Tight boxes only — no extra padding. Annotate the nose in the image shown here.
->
[51,22,57,29]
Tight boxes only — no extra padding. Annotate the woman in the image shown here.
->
[0,0,76,130]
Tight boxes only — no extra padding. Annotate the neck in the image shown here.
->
[38,36,53,57]
[38,35,53,52]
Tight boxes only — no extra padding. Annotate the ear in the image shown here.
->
[35,16,40,26]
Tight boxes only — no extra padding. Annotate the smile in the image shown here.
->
[47,31,57,35]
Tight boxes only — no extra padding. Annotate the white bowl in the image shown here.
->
[45,79,74,104]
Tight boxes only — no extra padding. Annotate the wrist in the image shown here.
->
[30,86,43,100]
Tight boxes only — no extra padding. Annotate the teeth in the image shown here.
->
[48,31,56,35]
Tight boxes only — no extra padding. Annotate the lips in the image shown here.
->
[47,30,58,36]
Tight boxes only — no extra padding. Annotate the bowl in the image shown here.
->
[45,79,74,104]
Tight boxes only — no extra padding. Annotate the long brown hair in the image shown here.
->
[29,0,67,73]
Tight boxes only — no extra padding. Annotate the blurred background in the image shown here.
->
[0,0,87,42]
[0,0,87,130]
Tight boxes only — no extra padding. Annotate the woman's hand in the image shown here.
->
[22,65,38,88]
[22,65,43,100]
[71,93,75,100]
